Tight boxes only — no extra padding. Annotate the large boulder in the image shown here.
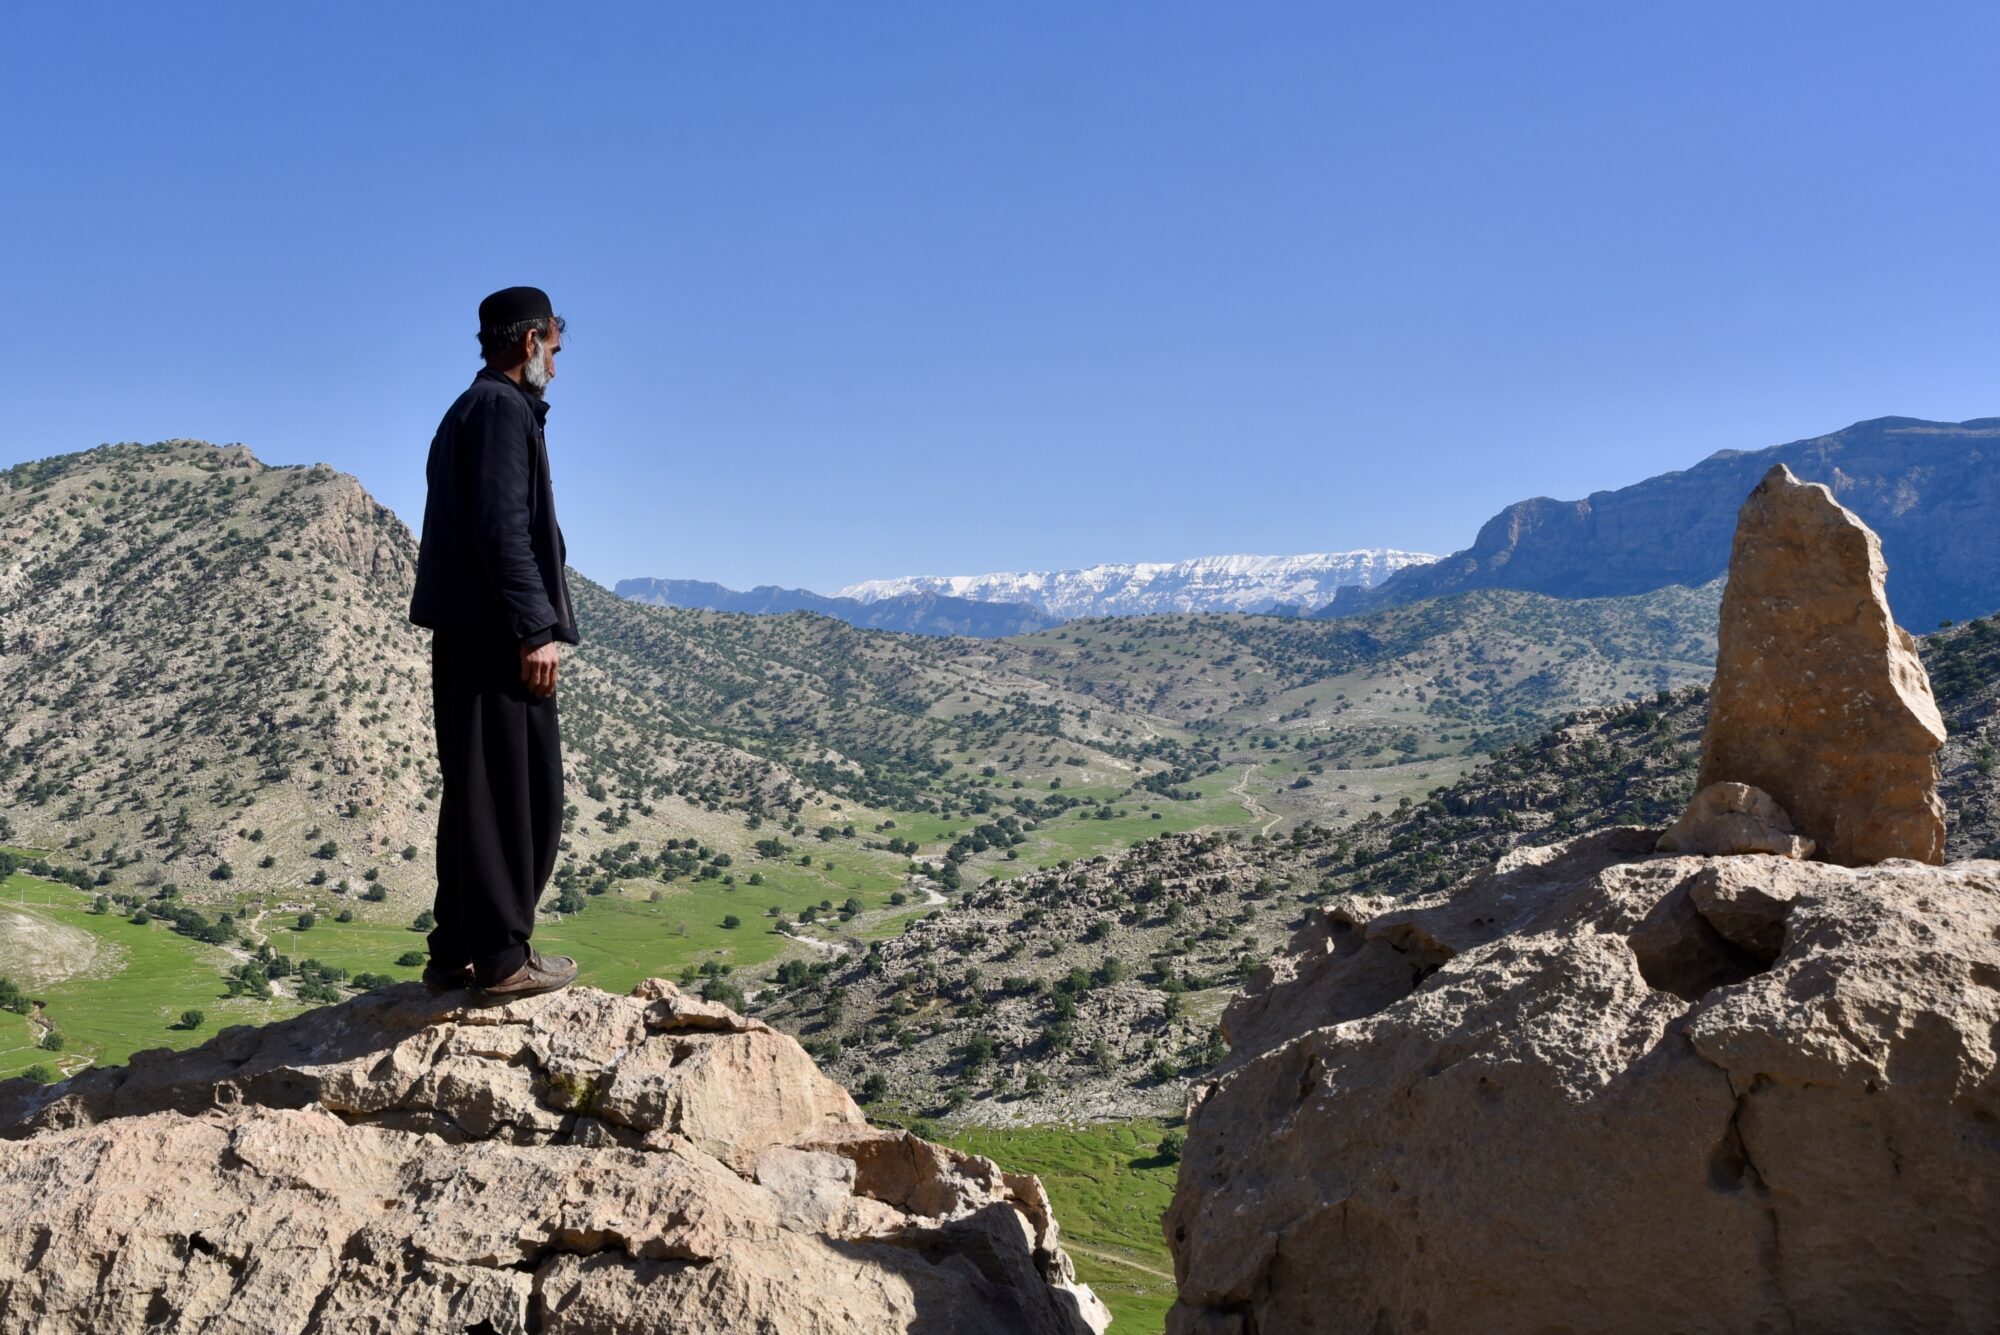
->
[0,980,1108,1334]
[1165,830,2000,1333]
[1695,463,1946,865]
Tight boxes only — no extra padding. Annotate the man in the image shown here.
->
[408,286,581,998]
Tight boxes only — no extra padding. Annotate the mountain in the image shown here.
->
[0,440,1186,907]
[0,437,1722,906]
[614,576,1059,637]
[1326,416,2000,631]
[836,550,1436,619]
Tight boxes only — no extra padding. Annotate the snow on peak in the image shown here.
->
[833,550,1436,619]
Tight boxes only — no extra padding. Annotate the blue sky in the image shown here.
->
[6,3,1997,592]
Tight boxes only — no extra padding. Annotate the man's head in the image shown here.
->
[477,286,565,398]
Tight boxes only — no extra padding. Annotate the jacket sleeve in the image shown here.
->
[462,394,560,638]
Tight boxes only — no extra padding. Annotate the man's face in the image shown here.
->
[521,323,562,395]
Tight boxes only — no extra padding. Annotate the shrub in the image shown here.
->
[700,978,746,1011]
[176,1009,205,1031]
[396,950,426,967]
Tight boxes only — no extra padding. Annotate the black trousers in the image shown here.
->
[427,625,563,984]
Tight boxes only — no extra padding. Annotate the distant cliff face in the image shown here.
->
[614,577,1060,637]
[837,550,1437,619]
[1328,417,2000,631]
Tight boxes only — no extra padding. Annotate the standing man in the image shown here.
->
[409,286,581,998]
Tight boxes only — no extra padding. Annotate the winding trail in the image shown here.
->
[775,927,850,957]
[1231,764,1284,837]
[1064,1242,1175,1282]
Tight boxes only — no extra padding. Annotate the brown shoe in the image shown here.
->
[477,951,578,999]
[422,961,475,994]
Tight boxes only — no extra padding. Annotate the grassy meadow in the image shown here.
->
[937,1118,1183,1333]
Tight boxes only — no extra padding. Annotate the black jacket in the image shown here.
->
[409,368,580,647]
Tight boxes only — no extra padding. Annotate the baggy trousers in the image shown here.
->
[427,625,563,984]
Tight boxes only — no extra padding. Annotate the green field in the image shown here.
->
[937,1118,1182,1333]
[0,873,300,1078]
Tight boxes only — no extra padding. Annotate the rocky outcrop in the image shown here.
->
[1166,829,2000,1333]
[1696,464,1945,865]
[0,980,1108,1334]
[1656,781,1813,858]
[1327,415,2000,631]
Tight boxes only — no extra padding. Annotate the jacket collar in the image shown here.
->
[475,365,551,424]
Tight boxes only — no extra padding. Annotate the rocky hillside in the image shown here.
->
[0,979,1108,1333]
[758,828,1299,1125]
[0,440,1730,908]
[616,576,1060,638]
[1316,608,2000,899]
[1168,832,2000,1332]
[773,608,2000,1128]
[1926,613,2000,859]
[1330,416,2000,631]
[0,441,1184,903]
[839,550,1435,618]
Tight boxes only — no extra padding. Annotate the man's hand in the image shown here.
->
[521,641,560,698]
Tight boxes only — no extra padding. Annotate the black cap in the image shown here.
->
[478,286,554,331]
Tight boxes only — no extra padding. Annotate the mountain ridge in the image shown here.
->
[614,576,1058,638]
[1326,415,2000,630]
[835,549,1436,619]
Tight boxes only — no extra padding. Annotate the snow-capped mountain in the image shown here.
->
[834,551,1437,619]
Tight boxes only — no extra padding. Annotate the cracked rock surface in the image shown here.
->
[0,979,1108,1334]
[1167,828,2000,1334]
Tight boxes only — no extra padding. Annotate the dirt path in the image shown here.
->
[1064,1242,1176,1282]
[1230,765,1284,837]
[23,1004,92,1078]
[775,927,850,957]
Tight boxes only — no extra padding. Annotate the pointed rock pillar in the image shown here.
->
[1696,464,1946,865]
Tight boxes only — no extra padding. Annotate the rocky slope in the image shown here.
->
[1318,608,2000,900]
[759,830,1295,1125]
[1329,415,2000,631]
[839,551,1436,618]
[1927,612,2000,860]
[1168,831,2000,1332]
[0,979,1107,1334]
[0,440,1724,907]
[0,441,1178,903]
[615,577,1060,638]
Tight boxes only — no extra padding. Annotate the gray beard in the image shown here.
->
[521,343,553,397]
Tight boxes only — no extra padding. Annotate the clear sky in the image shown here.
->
[5,3,1997,593]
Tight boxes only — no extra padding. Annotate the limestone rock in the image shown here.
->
[1656,781,1814,858]
[1696,463,1946,865]
[0,981,1108,1334]
[1168,832,2000,1333]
